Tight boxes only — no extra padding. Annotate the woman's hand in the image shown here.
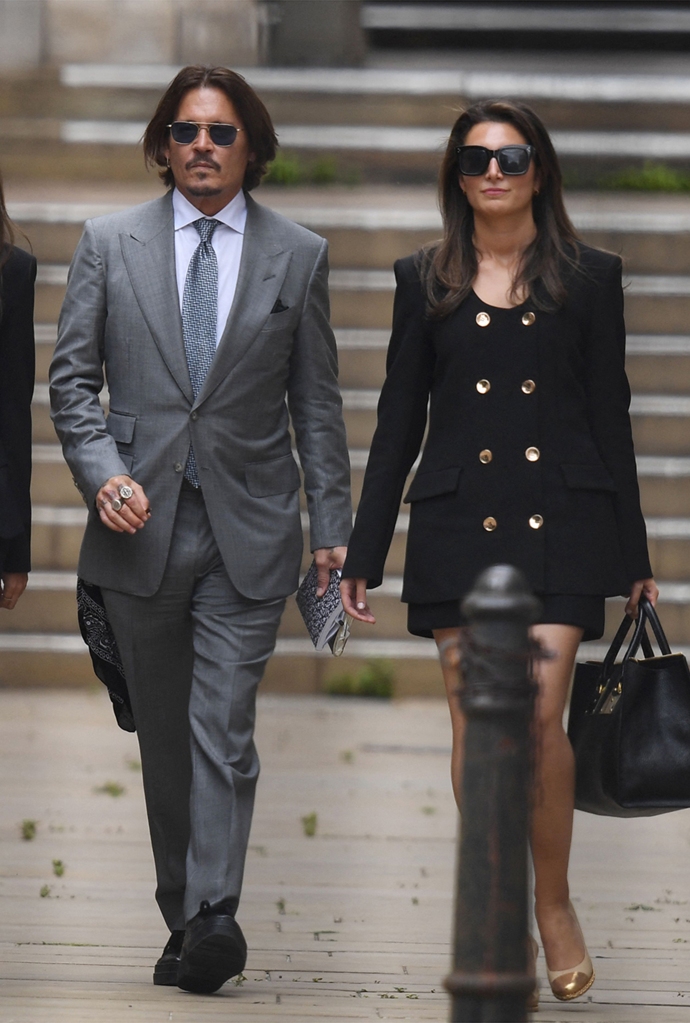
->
[340,577,376,624]
[0,572,28,610]
[625,577,659,618]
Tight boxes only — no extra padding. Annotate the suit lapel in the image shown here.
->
[119,193,193,403]
[194,196,293,408]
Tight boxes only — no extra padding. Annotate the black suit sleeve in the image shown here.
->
[582,257,652,585]
[0,251,36,573]
[342,257,435,587]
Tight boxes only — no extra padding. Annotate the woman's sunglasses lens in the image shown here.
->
[170,122,198,144]
[209,125,238,146]
[458,148,489,175]
[499,147,530,174]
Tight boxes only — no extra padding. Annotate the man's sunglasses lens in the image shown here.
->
[457,145,532,176]
[170,121,239,146]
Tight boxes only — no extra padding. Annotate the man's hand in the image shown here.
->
[340,577,376,624]
[96,476,151,535]
[0,572,28,610]
[313,545,348,598]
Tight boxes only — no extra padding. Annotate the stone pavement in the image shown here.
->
[1,689,690,1021]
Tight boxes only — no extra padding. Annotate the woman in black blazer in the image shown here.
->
[0,172,36,609]
[341,101,657,1005]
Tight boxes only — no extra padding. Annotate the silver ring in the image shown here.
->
[111,498,123,512]
[118,484,134,501]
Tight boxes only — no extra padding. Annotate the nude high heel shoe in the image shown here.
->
[547,951,595,1001]
[544,904,595,1002]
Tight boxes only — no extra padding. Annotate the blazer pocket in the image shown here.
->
[561,463,617,492]
[403,466,462,504]
[245,453,301,497]
[106,410,136,444]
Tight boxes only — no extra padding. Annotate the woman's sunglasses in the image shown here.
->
[167,121,243,147]
[456,144,534,176]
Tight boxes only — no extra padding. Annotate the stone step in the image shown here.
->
[6,119,690,185]
[30,263,690,333]
[13,197,690,274]
[6,629,690,694]
[31,322,690,394]
[4,63,690,133]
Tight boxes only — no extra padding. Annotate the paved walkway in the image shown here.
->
[1,690,690,1021]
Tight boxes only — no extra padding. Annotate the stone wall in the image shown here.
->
[0,0,262,69]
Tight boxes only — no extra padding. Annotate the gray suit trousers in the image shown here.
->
[102,485,285,930]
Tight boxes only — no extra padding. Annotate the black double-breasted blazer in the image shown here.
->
[0,246,36,573]
[343,245,652,602]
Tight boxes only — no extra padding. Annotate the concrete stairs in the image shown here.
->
[4,63,690,695]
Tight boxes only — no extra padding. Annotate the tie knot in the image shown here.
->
[194,217,220,244]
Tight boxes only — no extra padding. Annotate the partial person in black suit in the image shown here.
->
[0,171,36,609]
[341,101,658,1007]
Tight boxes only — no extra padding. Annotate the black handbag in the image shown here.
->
[567,596,690,817]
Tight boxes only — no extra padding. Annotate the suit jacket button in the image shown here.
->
[476,312,491,327]
[522,311,536,326]
[174,462,183,472]
[476,379,491,394]
[479,449,492,463]
[521,379,536,394]
[529,514,544,529]
[191,411,198,421]
[525,446,540,461]
[483,516,497,531]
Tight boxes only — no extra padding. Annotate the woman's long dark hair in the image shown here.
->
[0,169,14,273]
[422,99,581,318]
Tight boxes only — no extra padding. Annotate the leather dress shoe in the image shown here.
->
[177,900,247,994]
[153,929,185,986]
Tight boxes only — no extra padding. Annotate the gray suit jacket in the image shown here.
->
[50,191,352,599]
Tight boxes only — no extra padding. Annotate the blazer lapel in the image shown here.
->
[194,197,293,408]
[119,193,193,403]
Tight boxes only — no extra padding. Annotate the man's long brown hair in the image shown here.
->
[143,65,277,191]
[422,99,581,318]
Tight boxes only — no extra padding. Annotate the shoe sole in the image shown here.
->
[153,960,179,986]
[177,922,246,995]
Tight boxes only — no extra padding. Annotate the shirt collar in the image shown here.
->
[172,187,247,235]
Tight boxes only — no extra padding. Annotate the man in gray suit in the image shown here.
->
[50,66,351,994]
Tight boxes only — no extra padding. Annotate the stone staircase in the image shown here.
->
[3,63,690,695]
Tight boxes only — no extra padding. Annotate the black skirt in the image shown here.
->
[408,593,606,642]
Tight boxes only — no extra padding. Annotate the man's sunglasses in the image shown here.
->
[167,121,243,147]
[456,144,534,176]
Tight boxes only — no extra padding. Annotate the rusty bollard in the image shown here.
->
[443,565,540,1022]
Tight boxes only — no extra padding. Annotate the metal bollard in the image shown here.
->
[443,565,540,1023]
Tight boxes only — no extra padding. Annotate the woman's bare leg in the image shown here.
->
[435,621,588,971]
[530,623,586,971]
[434,627,465,807]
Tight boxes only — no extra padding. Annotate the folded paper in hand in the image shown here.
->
[295,561,352,656]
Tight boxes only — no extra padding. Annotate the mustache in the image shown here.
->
[185,157,221,172]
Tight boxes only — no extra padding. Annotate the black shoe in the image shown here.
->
[153,929,185,986]
[177,900,247,994]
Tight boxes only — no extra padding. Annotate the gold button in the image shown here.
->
[521,379,536,394]
[476,379,491,394]
[476,311,491,327]
[525,446,540,462]
[483,516,497,531]
[522,311,536,326]
[479,449,492,464]
[529,514,544,529]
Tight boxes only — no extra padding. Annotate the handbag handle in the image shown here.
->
[637,596,672,655]
[600,598,663,679]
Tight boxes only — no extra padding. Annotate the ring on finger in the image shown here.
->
[111,497,123,512]
[118,484,134,501]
